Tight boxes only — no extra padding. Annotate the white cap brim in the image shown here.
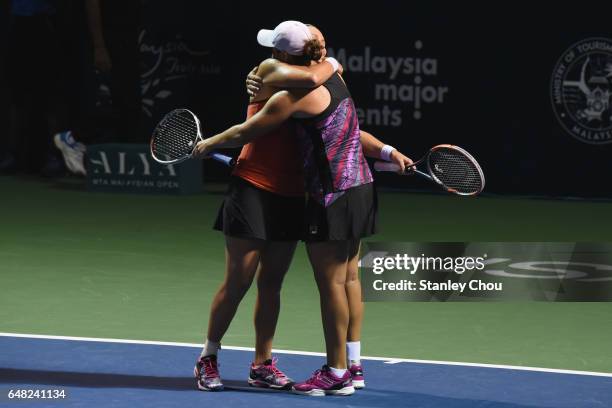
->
[257,29,274,47]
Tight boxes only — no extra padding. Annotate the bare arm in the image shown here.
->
[360,130,414,172]
[360,130,386,158]
[86,0,105,48]
[193,92,296,157]
[85,0,112,72]
[259,58,338,88]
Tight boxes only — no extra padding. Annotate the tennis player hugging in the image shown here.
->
[192,20,413,397]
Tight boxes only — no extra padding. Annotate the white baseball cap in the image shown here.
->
[257,20,312,56]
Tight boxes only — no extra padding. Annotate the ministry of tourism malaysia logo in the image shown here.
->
[551,38,612,144]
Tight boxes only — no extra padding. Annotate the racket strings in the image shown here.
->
[151,111,199,161]
[429,149,483,194]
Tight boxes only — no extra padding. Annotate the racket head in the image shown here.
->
[426,144,485,196]
[150,108,201,164]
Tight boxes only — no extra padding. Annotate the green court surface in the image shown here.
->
[1,176,611,373]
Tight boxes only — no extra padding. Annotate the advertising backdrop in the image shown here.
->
[138,2,612,198]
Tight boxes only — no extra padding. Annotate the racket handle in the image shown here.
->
[374,161,401,172]
[210,152,235,167]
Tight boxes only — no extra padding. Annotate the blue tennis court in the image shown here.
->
[1,334,611,408]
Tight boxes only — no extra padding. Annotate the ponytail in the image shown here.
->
[302,38,324,61]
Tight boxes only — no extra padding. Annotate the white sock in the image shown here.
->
[201,339,220,357]
[346,341,361,364]
[329,366,347,378]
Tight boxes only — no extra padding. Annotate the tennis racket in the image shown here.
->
[150,108,235,166]
[374,144,485,196]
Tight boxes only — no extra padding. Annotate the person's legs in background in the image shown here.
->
[102,2,141,143]
[51,1,90,176]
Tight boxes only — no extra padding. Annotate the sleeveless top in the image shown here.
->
[294,73,373,206]
[232,101,305,197]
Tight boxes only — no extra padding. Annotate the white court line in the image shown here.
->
[1,332,611,378]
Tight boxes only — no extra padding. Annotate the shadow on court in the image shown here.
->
[0,367,545,408]
[0,368,193,391]
[0,368,287,393]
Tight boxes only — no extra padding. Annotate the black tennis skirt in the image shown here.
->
[214,176,305,241]
[304,182,378,242]
[214,177,378,242]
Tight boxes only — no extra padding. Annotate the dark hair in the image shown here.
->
[303,38,324,61]
[274,38,324,66]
